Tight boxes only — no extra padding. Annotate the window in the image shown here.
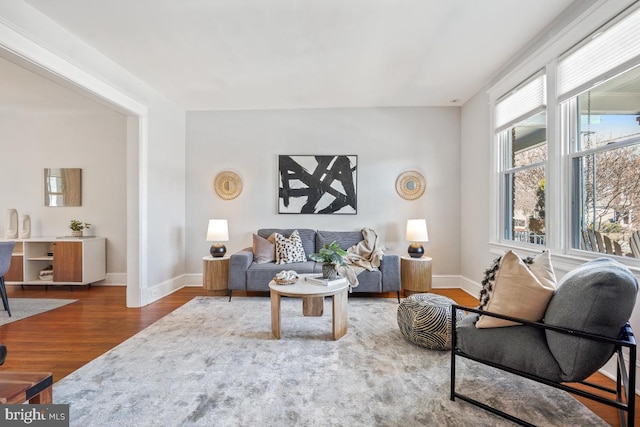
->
[496,74,547,246]
[569,65,640,256]
[491,4,640,261]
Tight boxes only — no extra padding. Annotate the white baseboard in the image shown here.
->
[96,273,127,286]
[140,275,187,305]
[436,275,481,298]
[183,273,204,287]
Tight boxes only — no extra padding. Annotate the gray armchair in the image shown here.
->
[451,257,638,426]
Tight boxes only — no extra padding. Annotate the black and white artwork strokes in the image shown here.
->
[278,155,357,214]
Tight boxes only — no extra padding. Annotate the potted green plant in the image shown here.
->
[309,241,348,279]
[69,220,91,237]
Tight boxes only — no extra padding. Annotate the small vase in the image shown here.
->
[4,209,18,238]
[71,230,83,237]
[19,214,31,239]
[322,263,339,280]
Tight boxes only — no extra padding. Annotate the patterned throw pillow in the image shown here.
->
[275,230,307,264]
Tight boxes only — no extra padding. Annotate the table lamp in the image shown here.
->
[406,219,428,258]
[207,219,229,258]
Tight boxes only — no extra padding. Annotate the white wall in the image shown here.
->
[0,110,127,277]
[0,0,187,306]
[459,91,493,289]
[186,107,461,277]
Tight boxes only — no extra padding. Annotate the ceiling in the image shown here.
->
[4,0,576,112]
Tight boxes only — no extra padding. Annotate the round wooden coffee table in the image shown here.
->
[269,278,349,340]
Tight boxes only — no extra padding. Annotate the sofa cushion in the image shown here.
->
[316,230,364,253]
[476,250,556,328]
[545,257,638,382]
[275,230,307,264]
[253,233,276,264]
[246,261,317,291]
[258,228,316,258]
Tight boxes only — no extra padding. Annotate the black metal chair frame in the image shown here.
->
[451,304,636,427]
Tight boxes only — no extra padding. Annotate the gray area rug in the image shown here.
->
[0,298,77,325]
[53,297,607,426]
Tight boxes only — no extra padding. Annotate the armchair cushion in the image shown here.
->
[476,250,556,328]
[545,257,638,382]
[457,313,563,381]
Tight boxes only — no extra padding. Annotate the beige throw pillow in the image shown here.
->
[476,250,556,328]
[253,233,276,264]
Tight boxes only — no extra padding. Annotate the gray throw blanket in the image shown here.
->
[337,228,385,289]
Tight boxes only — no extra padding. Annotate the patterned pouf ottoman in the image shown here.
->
[397,293,463,350]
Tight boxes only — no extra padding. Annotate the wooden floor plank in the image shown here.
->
[0,285,634,425]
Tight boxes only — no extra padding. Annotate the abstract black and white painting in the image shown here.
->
[278,155,357,214]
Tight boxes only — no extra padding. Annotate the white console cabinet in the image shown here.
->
[1,237,106,286]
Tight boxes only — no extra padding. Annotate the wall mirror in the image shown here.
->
[396,170,426,200]
[44,168,82,206]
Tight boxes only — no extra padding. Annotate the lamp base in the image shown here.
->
[407,243,424,258]
[210,243,227,258]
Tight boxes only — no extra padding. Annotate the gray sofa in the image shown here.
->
[229,228,401,299]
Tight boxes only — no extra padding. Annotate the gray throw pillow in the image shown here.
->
[545,258,638,382]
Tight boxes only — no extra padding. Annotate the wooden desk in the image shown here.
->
[0,372,53,404]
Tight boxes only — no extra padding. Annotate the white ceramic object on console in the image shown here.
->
[19,214,31,239]
[4,208,18,238]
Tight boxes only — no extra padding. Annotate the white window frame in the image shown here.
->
[488,0,640,269]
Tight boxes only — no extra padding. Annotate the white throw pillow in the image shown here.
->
[275,230,307,264]
[476,250,557,328]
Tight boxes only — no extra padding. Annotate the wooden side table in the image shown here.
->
[202,256,229,296]
[0,372,53,404]
[401,255,432,297]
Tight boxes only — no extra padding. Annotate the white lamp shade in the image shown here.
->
[406,219,429,242]
[206,219,229,241]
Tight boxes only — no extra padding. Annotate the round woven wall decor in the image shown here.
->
[214,170,243,200]
[396,170,426,200]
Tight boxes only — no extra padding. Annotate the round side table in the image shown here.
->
[401,255,432,297]
[202,256,229,296]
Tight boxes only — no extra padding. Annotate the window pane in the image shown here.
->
[574,144,640,256]
[577,65,640,151]
[506,166,546,245]
[511,112,547,168]
[572,64,640,257]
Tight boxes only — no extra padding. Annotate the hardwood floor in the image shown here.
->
[0,285,634,426]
